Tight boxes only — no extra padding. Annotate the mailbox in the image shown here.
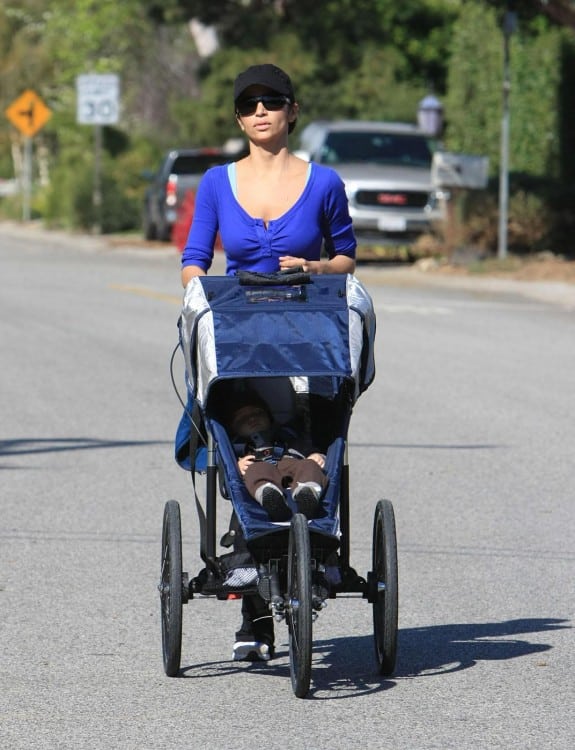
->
[432,151,489,190]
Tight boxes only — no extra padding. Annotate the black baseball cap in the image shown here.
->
[234,64,295,103]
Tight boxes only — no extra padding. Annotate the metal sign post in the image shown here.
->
[498,11,517,260]
[76,74,120,234]
[22,137,32,221]
[93,124,103,235]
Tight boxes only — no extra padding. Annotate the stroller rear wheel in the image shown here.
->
[372,499,398,675]
[287,513,313,698]
[160,500,183,676]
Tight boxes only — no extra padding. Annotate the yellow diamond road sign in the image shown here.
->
[5,90,52,137]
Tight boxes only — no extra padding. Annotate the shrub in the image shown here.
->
[42,158,141,233]
[444,176,574,259]
[507,190,549,252]
[71,171,140,233]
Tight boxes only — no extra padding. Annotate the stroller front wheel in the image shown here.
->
[287,513,313,698]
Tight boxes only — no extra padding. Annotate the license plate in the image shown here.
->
[377,216,407,232]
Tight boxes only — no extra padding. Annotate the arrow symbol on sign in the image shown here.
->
[18,101,35,126]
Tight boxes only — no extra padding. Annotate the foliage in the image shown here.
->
[558,33,575,183]
[444,4,507,168]
[447,174,575,257]
[169,0,459,91]
[42,160,140,232]
[445,1,564,179]
[336,45,428,123]
[507,190,550,251]
[1,0,574,249]
[511,29,562,176]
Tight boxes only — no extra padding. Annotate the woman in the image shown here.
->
[179,64,357,662]
[181,62,356,284]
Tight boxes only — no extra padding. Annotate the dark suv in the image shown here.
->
[142,145,245,241]
[296,121,444,242]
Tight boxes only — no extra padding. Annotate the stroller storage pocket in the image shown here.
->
[218,550,259,589]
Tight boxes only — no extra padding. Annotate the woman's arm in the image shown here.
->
[180,169,220,286]
[181,264,207,286]
[279,166,356,274]
[279,254,355,274]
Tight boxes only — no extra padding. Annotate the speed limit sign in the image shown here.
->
[76,74,120,125]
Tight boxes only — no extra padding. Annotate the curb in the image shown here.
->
[355,264,575,310]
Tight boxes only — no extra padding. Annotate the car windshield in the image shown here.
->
[319,131,432,168]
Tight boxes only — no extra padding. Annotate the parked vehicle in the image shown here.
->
[143,144,245,241]
[296,120,445,242]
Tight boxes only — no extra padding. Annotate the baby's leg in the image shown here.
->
[243,462,283,497]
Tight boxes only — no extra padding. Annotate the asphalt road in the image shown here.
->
[1,226,573,750]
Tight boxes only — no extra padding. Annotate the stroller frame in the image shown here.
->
[160,272,398,697]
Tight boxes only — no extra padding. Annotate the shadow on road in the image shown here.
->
[394,617,568,677]
[0,437,169,465]
[177,617,568,699]
[351,440,504,451]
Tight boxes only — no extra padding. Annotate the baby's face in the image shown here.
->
[231,405,271,437]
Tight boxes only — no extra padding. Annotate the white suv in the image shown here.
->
[297,120,444,242]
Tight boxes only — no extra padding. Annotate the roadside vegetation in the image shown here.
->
[1,0,574,259]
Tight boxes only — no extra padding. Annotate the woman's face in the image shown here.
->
[235,84,297,140]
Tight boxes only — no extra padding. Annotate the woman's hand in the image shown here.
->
[279,255,312,273]
[307,452,326,469]
[237,454,256,476]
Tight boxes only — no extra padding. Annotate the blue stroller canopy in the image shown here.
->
[180,274,376,407]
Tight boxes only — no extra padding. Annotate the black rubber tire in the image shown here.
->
[160,500,183,676]
[158,219,172,242]
[143,206,157,241]
[372,499,398,676]
[287,513,313,698]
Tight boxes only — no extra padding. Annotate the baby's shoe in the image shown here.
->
[255,482,292,521]
[292,482,322,519]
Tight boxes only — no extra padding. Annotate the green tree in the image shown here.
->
[163,0,459,91]
[511,28,561,176]
[337,45,428,123]
[445,1,563,178]
[444,3,503,165]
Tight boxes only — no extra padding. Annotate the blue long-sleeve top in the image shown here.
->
[181,162,356,275]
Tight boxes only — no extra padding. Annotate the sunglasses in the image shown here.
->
[236,95,291,117]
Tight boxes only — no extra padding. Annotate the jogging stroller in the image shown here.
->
[160,270,397,698]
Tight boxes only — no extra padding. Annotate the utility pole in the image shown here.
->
[498,9,517,260]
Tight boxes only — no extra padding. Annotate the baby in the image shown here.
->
[226,392,327,521]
